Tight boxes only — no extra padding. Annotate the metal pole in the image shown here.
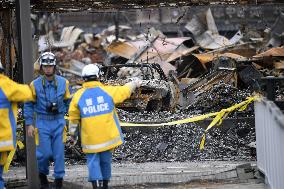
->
[114,10,119,41]
[15,0,39,188]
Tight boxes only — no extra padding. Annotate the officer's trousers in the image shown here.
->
[36,116,65,179]
[86,151,112,182]
[0,164,3,189]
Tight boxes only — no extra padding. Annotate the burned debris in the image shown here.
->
[2,2,284,167]
[40,13,283,112]
[101,64,179,111]
[29,6,283,163]
[113,122,256,162]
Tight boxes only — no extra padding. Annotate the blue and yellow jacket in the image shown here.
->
[24,75,71,125]
[68,81,131,153]
[0,74,33,152]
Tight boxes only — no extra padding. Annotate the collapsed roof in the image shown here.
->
[1,0,284,11]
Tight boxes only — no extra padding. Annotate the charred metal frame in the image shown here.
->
[101,63,167,81]
[101,63,176,111]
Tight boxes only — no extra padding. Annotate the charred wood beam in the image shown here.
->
[0,9,13,78]
[2,0,284,11]
[114,10,119,41]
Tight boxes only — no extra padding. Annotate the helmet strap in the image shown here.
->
[83,75,98,82]
[40,65,56,76]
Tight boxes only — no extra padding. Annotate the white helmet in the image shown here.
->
[39,52,56,66]
[82,64,100,80]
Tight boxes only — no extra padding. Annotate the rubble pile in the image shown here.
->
[113,122,255,162]
[187,83,254,115]
[112,82,255,163]
[276,87,284,101]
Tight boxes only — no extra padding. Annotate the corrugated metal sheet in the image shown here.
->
[193,52,247,64]
[166,46,199,62]
[105,41,136,59]
[274,61,284,69]
[105,37,192,63]
[254,47,284,58]
[255,99,284,189]
[185,8,242,50]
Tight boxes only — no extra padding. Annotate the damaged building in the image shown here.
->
[0,0,284,188]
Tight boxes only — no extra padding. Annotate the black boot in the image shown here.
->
[39,173,49,189]
[92,180,101,189]
[102,180,109,189]
[54,178,63,189]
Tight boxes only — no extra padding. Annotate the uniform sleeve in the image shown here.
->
[68,91,82,124]
[4,78,34,102]
[23,82,36,126]
[106,86,131,104]
[63,79,72,111]
[64,80,71,100]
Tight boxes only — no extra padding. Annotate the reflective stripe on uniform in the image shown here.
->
[0,140,13,148]
[82,136,120,150]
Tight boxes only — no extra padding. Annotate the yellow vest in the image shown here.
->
[0,74,33,152]
[68,81,131,153]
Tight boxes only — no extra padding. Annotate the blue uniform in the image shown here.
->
[24,75,71,179]
[0,163,3,189]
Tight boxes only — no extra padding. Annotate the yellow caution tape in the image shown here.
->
[120,95,261,150]
[4,141,24,173]
[65,94,261,150]
[199,96,257,150]
[120,112,219,127]
[121,96,257,128]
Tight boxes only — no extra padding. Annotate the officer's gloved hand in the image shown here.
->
[69,135,78,147]
[126,77,142,93]
[68,122,79,147]
[132,77,143,87]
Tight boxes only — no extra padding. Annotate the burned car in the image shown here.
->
[100,63,179,111]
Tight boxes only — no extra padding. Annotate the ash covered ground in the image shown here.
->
[114,122,255,162]
[113,83,256,163]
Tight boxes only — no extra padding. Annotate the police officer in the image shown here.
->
[68,64,141,189]
[0,61,33,189]
[24,52,71,189]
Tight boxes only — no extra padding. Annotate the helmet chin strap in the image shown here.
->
[44,69,56,79]
[45,73,54,78]
[83,75,99,82]
[41,65,56,78]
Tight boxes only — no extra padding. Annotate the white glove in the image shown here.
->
[125,78,142,93]
[130,77,142,87]
[69,122,78,136]
[68,122,79,147]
